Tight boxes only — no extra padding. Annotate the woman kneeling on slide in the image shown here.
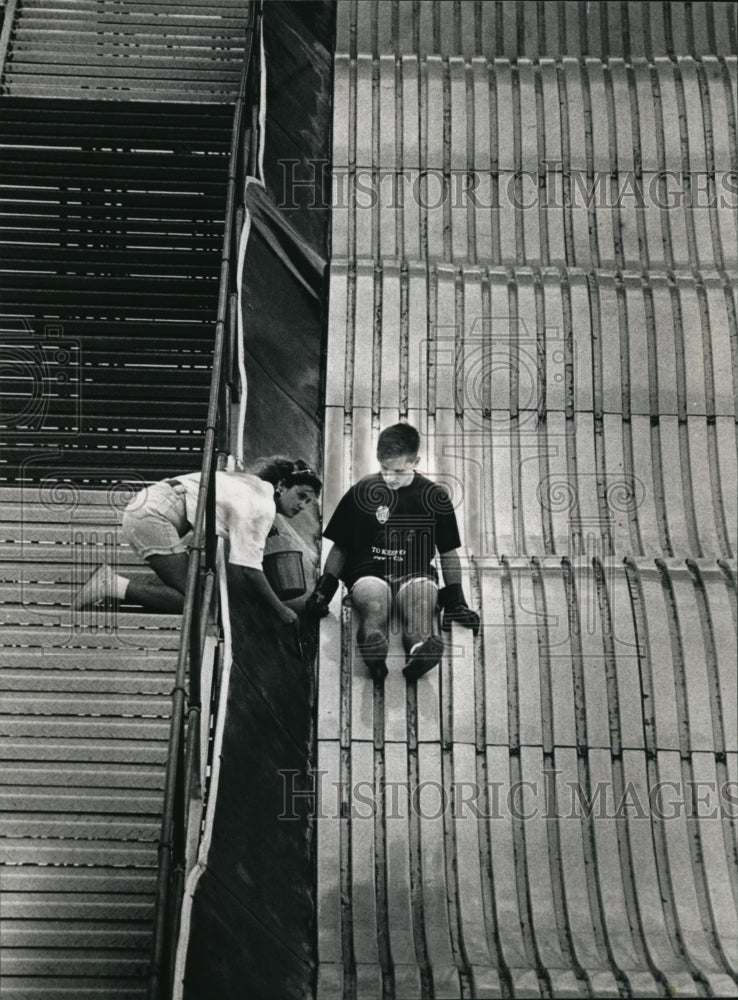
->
[74,457,322,626]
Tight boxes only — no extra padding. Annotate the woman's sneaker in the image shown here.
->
[357,628,389,681]
[73,565,115,610]
[402,635,444,681]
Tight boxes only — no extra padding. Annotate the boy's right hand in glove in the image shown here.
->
[304,572,339,618]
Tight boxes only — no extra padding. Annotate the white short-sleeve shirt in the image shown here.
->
[175,471,276,569]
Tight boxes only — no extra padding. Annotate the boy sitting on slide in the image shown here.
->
[306,423,479,681]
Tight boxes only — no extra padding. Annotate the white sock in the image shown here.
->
[113,574,129,601]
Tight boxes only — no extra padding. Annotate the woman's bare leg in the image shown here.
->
[124,552,189,613]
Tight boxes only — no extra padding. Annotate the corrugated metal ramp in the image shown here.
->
[0,486,179,998]
[1,0,248,102]
[316,2,738,998]
[0,98,234,484]
[0,2,248,994]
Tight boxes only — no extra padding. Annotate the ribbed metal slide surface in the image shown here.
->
[0,486,180,999]
[2,0,248,102]
[317,2,738,998]
[334,0,737,59]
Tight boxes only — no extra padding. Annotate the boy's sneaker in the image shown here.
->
[357,628,389,681]
[74,565,115,610]
[402,635,444,681]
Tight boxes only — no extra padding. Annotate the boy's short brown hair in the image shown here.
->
[376,423,421,460]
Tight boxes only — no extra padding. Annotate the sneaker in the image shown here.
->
[74,565,115,610]
[357,628,389,681]
[368,660,389,682]
[402,635,444,681]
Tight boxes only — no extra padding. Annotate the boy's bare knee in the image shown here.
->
[365,598,388,615]
[351,578,391,609]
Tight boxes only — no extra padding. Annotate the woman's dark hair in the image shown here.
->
[248,455,322,495]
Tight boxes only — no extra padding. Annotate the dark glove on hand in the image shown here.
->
[305,572,339,618]
[439,582,480,636]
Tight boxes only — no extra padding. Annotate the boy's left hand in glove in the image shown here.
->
[438,583,480,636]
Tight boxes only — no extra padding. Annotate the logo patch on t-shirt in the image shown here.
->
[375,505,390,524]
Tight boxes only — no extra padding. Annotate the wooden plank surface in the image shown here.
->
[687,418,721,558]
[383,741,421,996]
[509,564,543,747]
[629,415,661,556]
[543,272,567,413]
[690,751,738,979]
[704,278,735,417]
[586,749,661,997]
[623,275,651,416]
[350,741,381,974]
[379,264,401,410]
[601,413,632,556]
[669,567,714,753]
[586,60,616,269]
[424,55,446,259]
[596,275,622,415]
[494,60,517,264]
[378,56,399,259]
[540,60,566,267]
[452,743,500,996]
[519,746,585,997]
[325,263,349,407]
[384,627,409,744]
[650,276,679,416]
[416,743,459,997]
[352,264,375,408]
[715,418,738,557]
[546,411,572,555]
[472,58,494,261]
[574,559,610,750]
[448,57,469,262]
[609,563,645,751]
[636,565,680,752]
[316,741,342,967]
[569,272,594,413]
[485,746,536,988]
[553,748,620,996]
[480,562,509,747]
[539,561,577,749]
[655,750,736,993]
[620,750,695,995]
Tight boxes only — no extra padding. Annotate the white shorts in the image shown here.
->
[121,481,192,560]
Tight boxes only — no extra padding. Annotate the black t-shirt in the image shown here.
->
[323,473,461,587]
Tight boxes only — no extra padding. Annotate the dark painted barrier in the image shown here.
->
[182,5,334,997]
[184,568,315,999]
[239,0,333,471]
[240,225,325,469]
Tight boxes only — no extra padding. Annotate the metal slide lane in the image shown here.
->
[315,3,738,997]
